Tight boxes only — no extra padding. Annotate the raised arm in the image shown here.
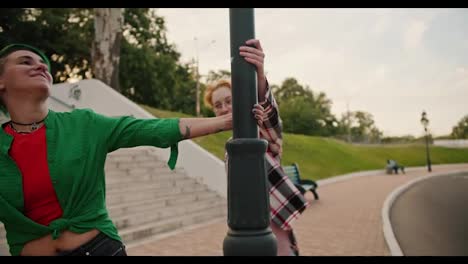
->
[178,113,232,139]
[241,39,283,156]
[240,39,267,102]
[90,108,231,170]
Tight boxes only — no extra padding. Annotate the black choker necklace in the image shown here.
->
[10,117,46,133]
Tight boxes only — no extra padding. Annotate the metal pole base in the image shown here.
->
[223,228,277,256]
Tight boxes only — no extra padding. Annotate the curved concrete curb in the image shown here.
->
[316,164,467,187]
[381,169,468,256]
[317,169,383,187]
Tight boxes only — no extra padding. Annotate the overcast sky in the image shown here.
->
[156,8,468,137]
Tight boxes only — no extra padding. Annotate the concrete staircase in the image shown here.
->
[0,224,6,255]
[0,147,227,255]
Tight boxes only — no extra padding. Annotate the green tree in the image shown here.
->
[0,8,201,115]
[353,111,375,139]
[205,69,231,83]
[119,8,198,113]
[273,77,313,102]
[171,63,198,115]
[0,8,94,83]
[273,77,338,136]
[451,114,468,139]
[280,97,322,135]
[338,111,382,143]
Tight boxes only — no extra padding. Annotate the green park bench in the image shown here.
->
[283,163,319,200]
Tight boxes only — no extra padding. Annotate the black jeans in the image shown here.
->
[57,232,127,256]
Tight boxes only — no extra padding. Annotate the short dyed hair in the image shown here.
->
[204,79,232,109]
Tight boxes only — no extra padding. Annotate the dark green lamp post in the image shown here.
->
[223,8,277,256]
[420,110,432,172]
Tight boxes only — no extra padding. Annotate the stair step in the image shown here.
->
[106,175,191,193]
[105,167,172,179]
[119,206,226,244]
[106,182,209,206]
[106,176,197,194]
[109,160,169,171]
[107,185,210,217]
[105,171,183,185]
[112,192,224,229]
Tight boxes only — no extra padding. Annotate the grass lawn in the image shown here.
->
[141,104,468,181]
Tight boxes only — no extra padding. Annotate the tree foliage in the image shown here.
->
[0,8,94,83]
[338,110,383,143]
[272,78,338,136]
[0,8,198,114]
[451,114,468,139]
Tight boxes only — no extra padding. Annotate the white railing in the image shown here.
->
[434,139,468,148]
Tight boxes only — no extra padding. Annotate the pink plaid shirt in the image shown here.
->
[225,84,309,230]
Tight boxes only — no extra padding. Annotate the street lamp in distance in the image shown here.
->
[194,37,216,117]
[420,110,432,172]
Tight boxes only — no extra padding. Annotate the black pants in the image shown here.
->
[57,232,127,256]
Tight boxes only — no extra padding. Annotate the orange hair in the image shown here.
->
[203,79,232,109]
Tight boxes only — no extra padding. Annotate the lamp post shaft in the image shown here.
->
[425,129,432,172]
[223,8,277,256]
[196,59,200,117]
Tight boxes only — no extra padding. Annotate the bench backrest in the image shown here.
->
[283,163,301,185]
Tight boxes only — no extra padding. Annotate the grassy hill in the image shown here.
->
[141,105,468,181]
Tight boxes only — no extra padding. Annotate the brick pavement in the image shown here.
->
[126,164,468,256]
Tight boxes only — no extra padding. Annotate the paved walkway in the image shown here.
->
[126,163,468,256]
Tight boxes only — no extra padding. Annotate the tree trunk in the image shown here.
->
[92,8,123,92]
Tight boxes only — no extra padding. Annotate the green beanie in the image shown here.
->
[0,43,50,71]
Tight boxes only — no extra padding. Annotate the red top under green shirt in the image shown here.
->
[4,124,63,226]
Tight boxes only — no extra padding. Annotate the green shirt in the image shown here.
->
[0,109,182,256]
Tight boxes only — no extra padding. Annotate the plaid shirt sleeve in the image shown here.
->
[258,81,282,158]
[258,80,310,231]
